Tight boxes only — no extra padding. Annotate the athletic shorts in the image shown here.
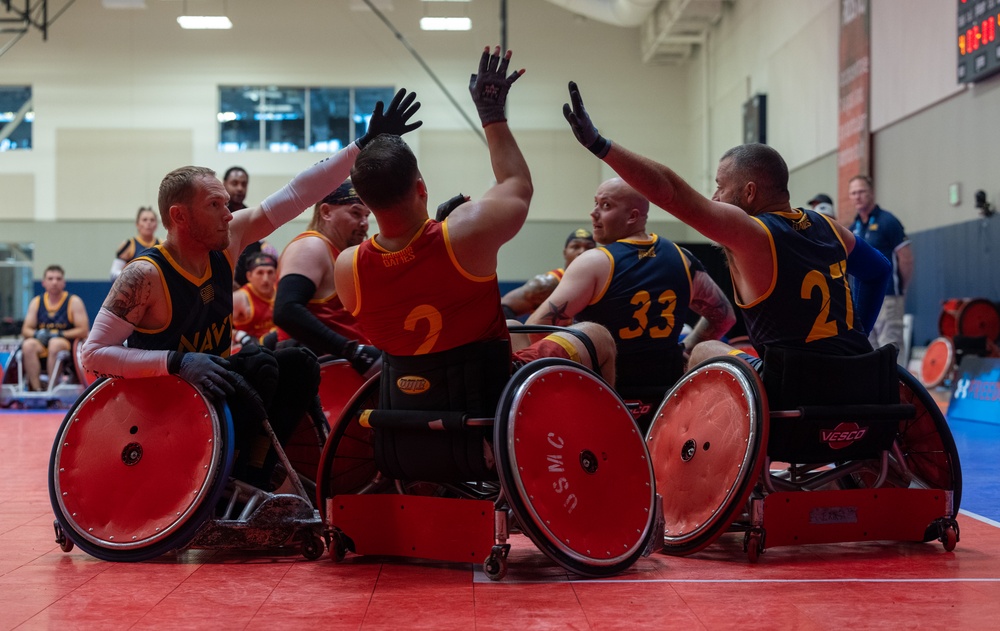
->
[512,334,580,368]
[728,348,763,372]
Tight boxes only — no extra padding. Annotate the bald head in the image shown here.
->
[591,177,650,244]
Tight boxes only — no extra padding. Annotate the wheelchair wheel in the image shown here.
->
[645,356,768,556]
[840,368,963,536]
[920,337,954,388]
[49,377,235,562]
[495,358,657,578]
[897,368,963,513]
[316,375,383,518]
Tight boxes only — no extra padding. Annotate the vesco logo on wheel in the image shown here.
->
[396,375,430,394]
[821,422,868,449]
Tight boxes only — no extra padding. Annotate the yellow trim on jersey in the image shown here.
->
[671,241,694,295]
[350,246,363,318]
[546,332,581,363]
[442,220,497,283]
[589,247,615,305]
[157,245,214,287]
[136,235,159,249]
[817,211,849,253]
[287,231,339,304]
[737,216,778,309]
[43,291,69,316]
[131,255,173,335]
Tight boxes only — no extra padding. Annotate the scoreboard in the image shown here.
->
[958,0,1000,83]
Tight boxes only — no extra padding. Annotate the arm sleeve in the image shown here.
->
[272,273,353,357]
[110,258,126,280]
[260,142,361,229]
[847,237,891,334]
[81,308,171,380]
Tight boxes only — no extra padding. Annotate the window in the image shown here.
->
[0,86,33,152]
[218,86,395,153]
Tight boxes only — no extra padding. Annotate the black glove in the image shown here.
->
[34,329,55,346]
[343,341,382,378]
[469,46,523,127]
[563,81,611,158]
[169,352,236,404]
[356,88,423,148]
[435,193,467,222]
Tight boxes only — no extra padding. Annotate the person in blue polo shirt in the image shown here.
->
[848,175,913,364]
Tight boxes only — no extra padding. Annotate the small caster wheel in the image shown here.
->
[484,554,507,581]
[941,526,958,552]
[746,532,762,563]
[54,520,74,553]
[330,532,347,562]
[301,534,325,561]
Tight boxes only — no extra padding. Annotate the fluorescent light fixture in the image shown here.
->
[177,15,233,29]
[102,0,146,8]
[419,17,471,31]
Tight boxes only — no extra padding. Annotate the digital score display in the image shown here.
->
[958,0,1000,83]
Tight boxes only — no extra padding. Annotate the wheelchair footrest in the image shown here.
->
[189,494,321,550]
[330,494,495,564]
[759,487,953,548]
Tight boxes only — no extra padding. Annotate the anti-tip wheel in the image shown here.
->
[484,554,508,581]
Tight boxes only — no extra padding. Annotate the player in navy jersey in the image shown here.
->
[524,177,734,391]
[561,82,890,371]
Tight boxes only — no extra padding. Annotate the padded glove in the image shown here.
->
[469,46,523,127]
[343,341,382,378]
[169,352,235,404]
[356,88,423,148]
[435,193,467,222]
[563,81,612,158]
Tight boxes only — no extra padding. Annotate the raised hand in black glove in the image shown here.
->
[469,46,524,127]
[563,81,611,158]
[356,88,423,148]
[343,341,382,378]
[435,193,468,222]
[169,352,235,404]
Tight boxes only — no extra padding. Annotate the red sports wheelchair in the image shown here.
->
[48,347,339,562]
[316,329,662,580]
[645,344,961,561]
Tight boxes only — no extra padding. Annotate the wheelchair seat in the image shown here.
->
[762,345,910,463]
[319,337,660,579]
[646,345,961,561]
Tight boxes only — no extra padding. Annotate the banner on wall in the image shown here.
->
[947,356,1000,425]
[837,0,870,222]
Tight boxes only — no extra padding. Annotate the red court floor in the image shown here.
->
[1,410,998,630]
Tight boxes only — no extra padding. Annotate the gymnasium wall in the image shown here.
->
[1,0,997,335]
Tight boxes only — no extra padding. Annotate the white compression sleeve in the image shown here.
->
[81,308,171,380]
[109,258,126,280]
[260,142,361,229]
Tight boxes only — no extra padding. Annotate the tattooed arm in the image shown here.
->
[524,249,610,339]
[683,269,736,351]
[81,261,172,380]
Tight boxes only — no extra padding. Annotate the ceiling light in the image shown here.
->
[419,17,471,31]
[177,15,233,29]
[102,0,146,8]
